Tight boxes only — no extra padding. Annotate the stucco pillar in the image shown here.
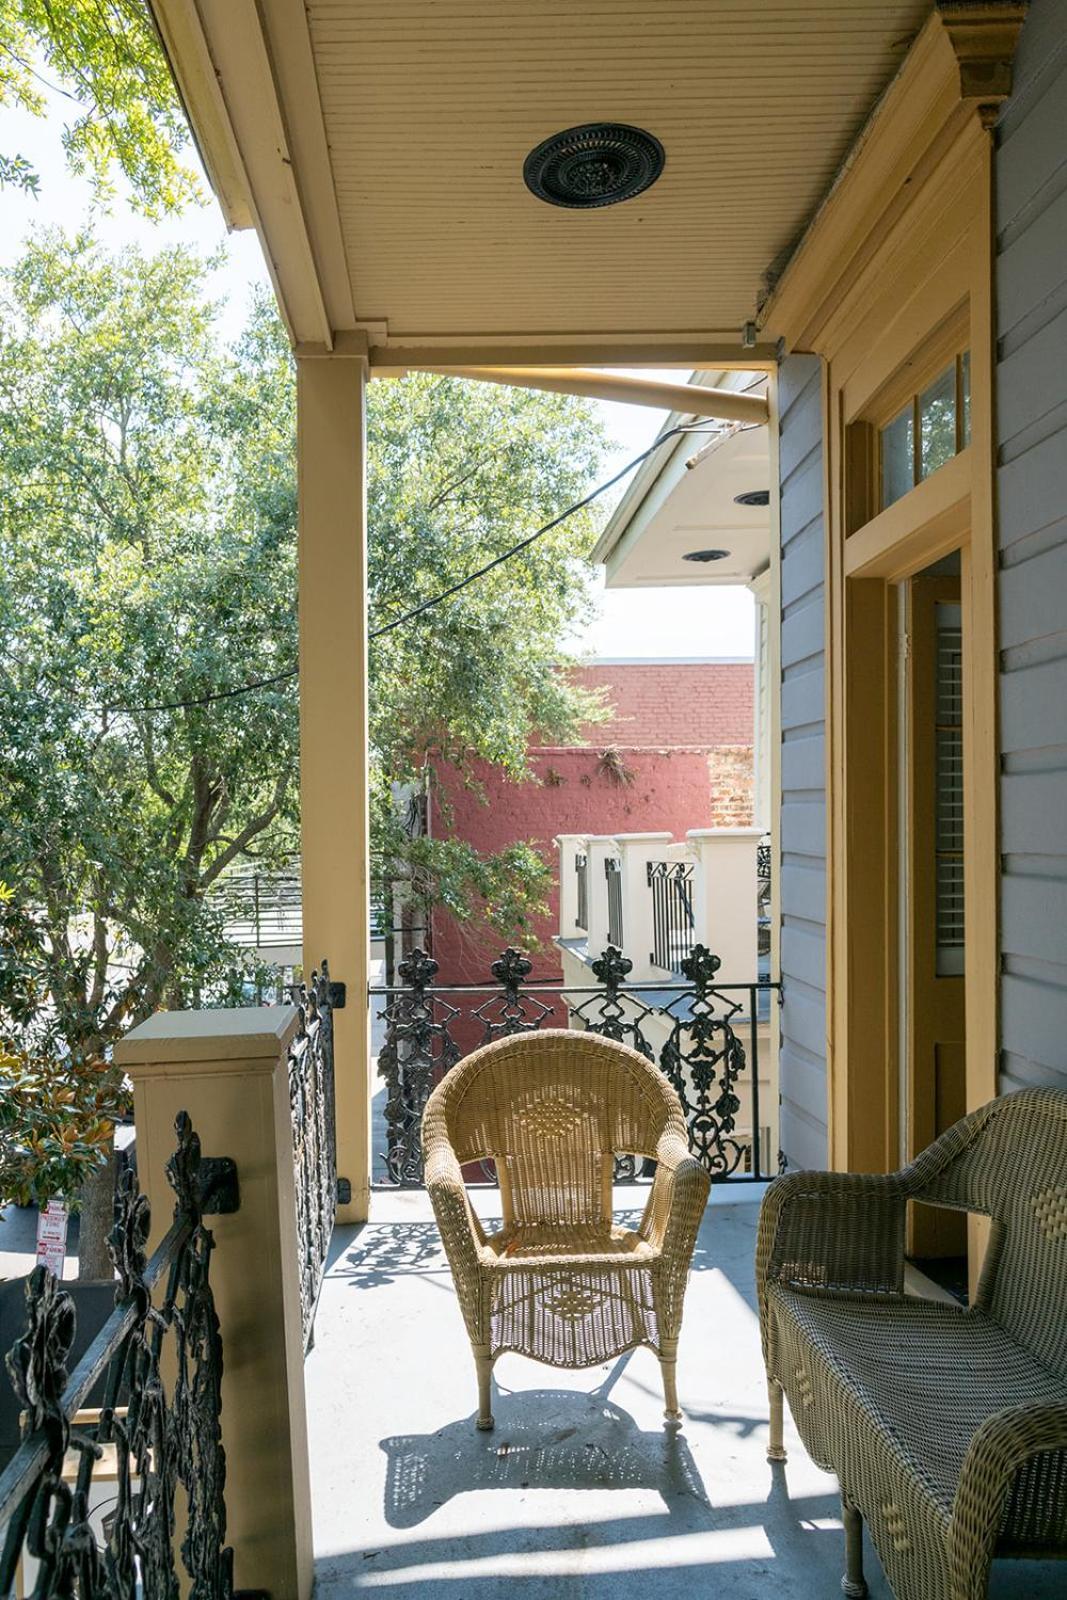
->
[614,833,673,979]
[686,827,763,983]
[116,1008,312,1600]
[554,833,587,936]
[297,355,370,1222]
[584,836,619,959]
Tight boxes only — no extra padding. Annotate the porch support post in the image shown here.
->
[297,353,371,1222]
[116,1008,312,1600]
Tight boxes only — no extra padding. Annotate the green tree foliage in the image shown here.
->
[0,231,606,1095]
[0,232,299,1089]
[0,0,199,212]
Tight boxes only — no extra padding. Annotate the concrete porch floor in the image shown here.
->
[305,1189,1062,1599]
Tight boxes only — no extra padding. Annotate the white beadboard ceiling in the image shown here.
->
[305,0,931,339]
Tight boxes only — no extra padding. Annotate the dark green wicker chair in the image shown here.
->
[757,1088,1067,1600]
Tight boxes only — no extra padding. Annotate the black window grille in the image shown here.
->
[605,855,623,947]
[575,850,589,930]
[647,860,695,973]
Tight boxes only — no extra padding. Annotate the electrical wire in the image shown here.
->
[104,418,736,716]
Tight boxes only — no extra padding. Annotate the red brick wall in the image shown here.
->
[570,660,753,747]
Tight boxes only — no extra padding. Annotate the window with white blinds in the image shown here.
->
[935,603,964,975]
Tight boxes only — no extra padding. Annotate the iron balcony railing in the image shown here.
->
[574,850,589,931]
[288,962,343,1350]
[757,835,772,957]
[371,943,779,1190]
[0,1114,237,1600]
[647,859,695,974]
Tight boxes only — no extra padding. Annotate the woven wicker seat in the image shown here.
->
[423,1029,710,1430]
[757,1088,1067,1600]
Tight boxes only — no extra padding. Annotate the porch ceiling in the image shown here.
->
[156,0,931,359]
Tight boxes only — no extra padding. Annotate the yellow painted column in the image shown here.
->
[297,354,371,1222]
[116,1008,313,1600]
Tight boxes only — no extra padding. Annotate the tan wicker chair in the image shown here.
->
[423,1029,710,1430]
[757,1088,1067,1600]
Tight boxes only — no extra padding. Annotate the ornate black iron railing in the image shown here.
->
[288,961,342,1351]
[574,851,589,931]
[372,943,778,1190]
[757,836,772,958]
[647,860,695,974]
[0,1113,237,1600]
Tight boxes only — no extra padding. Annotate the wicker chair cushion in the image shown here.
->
[484,1220,654,1264]
[768,1287,1067,1518]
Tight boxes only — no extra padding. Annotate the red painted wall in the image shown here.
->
[427,661,755,1000]
[431,744,721,984]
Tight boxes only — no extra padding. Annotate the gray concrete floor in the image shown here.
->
[304,1190,1064,1599]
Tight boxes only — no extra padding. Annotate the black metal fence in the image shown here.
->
[605,857,623,947]
[574,850,589,931]
[288,961,342,1350]
[0,1114,237,1600]
[372,943,778,1190]
[647,860,695,974]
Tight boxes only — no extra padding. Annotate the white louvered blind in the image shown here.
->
[935,604,964,975]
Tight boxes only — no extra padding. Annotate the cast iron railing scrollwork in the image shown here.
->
[661,947,750,1178]
[377,948,459,1187]
[372,943,779,1190]
[757,837,772,958]
[0,1112,236,1600]
[289,959,340,1350]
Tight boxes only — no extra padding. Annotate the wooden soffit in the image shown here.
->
[151,0,942,364]
[760,3,1026,353]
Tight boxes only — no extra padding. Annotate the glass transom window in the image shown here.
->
[880,351,971,511]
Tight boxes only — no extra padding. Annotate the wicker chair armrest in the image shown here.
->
[756,1169,910,1315]
[639,1132,710,1342]
[950,1401,1067,1598]
[425,1141,493,1342]
[640,1132,708,1251]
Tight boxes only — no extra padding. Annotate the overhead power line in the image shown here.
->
[105,418,740,716]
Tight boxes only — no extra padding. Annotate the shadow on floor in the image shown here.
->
[381,1384,708,1529]
[316,1469,852,1597]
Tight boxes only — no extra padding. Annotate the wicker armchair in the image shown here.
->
[757,1088,1067,1600]
[423,1030,709,1430]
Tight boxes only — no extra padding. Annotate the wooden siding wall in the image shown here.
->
[777,355,830,1167]
[995,0,1067,1096]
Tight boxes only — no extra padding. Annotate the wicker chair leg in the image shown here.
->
[474,1344,495,1431]
[767,1381,787,1462]
[659,1340,682,1424]
[841,1496,868,1599]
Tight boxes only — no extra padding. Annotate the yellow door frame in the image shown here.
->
[760,7,1024,1172]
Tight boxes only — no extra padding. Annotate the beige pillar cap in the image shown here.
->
[115,1006,300,1067]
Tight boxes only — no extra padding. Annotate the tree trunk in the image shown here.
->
[77,1142,117,1281]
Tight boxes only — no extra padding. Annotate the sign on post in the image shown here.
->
[35,1198,69,1276]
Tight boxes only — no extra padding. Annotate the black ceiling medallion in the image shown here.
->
[523,123,665,209]
[734,489,770,507]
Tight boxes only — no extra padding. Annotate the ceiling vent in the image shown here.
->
[683,549,730,563]
[523,124,665,209]
[734,489,770,507]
